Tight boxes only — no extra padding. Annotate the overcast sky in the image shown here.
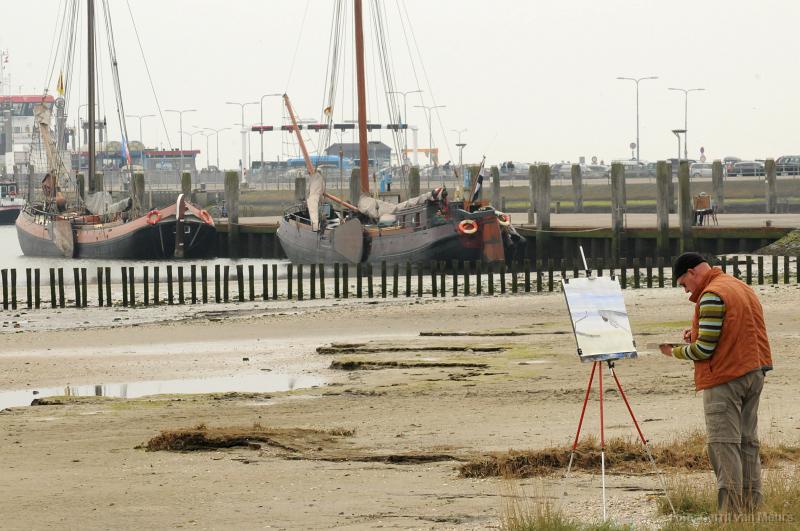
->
[2,0,799,169]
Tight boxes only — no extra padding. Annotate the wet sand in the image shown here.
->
[1,284,798,529]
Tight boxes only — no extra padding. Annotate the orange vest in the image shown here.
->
[690,268,772,391]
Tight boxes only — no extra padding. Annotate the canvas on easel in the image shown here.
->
[562,276,637,363]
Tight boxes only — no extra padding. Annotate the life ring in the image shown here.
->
[458,219,478,235]
[146,209,161,225]
[496,211,511,226]
[199,209,213,224]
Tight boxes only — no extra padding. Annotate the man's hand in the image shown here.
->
[659,344,674,357]
[682,328,692,343]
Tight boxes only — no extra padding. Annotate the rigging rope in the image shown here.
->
[284,0,312,94]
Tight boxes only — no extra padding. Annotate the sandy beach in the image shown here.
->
[1,283,798,529]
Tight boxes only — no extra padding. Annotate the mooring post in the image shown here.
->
[491,165,501,207]
[342,263,349,298]
[610,162,626,261]
[223,265,230,302]
[57,268,65,308]
[167,265,174,305]
[33,269,40,309]
[143,266,150,306]
[476,260,483,295]
[416,263,423,297]
[224,171,240,259]
[70,268,78,308]
[408,166,420,198]
[334,263,340,298]
[439,261,446,297]
[105,267,111,306]
[369,264,376,298]
[297,264,304,301]
[272,264,278,300]
[1,269,7,310]
[678,160,693,253]
[463,261,471,296]
[202,266,208,304]
[129,267,136,307]
[310,263,316,299]
[154,266,161,305]
[177,266,184,305]
[535,164,552,259]
[620,258,627,289]
[380,261,387,298]
[214,265,221,303]
[97,267,104,307]
[319,264,326,299]
[765,158,777,213]
[488,263,495,295]
[25,268,32,309]
[80,268,87,307]
[262,264,268,301]
[121,267,128,307]
[712,160,724,214]
[237,264,245,302]
[524,259,531,292]
[757,256,764,285]
[248,264,255,301]
[392,263,399,298]
[191,265,197,304]
[656,160,671,258]
[181,172,192,198]
[527,165,536,224]
[452,260,459,297]
[746,256,753,285]
[571,164,583,213]
[356,263,363,298]
[49,268,56,308]
[657,257,665,288]
[9,269,16,310]
[511,261,518,293]
[405,262,412,298]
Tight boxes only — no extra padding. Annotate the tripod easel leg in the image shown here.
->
[566,361,597,475]
[609,362,676,516]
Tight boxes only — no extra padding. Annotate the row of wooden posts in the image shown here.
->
[0,256,797,310]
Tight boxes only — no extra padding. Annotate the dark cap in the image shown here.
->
[673,252,707,279]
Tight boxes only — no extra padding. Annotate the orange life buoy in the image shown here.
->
[496,211,511,226]
[146,209,161,225]
[199,209,213,224]
[458,219,478,235]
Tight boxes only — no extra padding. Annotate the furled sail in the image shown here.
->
[356,187,445,224]
[307,170,325,231]
[85,192,132,216]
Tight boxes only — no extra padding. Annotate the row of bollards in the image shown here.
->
[0,255,797,310]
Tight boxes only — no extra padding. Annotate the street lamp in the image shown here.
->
[165,108,197,176]
[452,128,467,183]
[413,104,445,169]
[195,128,214,171]
[259,93,281,177]
[668,87,705,160]
[182,129,203,151]
[616,76,658,161]
[672,129,686,176]
[125,113,154,173]
[387,89,422,163]
[203,127,230,170]
[226,101,258,183]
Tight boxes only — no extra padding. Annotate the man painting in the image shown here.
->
[660,252,772,513]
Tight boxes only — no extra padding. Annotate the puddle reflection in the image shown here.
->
[0,373,324,411]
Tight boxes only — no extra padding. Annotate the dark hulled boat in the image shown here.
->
[16,198,216,259]
[0,203,23,224]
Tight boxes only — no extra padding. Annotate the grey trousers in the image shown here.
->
[703,369,765,513]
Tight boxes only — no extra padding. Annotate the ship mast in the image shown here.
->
[87,0,96,191]
[354,0,369,194]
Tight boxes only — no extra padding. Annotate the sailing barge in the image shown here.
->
[276,0,524,266]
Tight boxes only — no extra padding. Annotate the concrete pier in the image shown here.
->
[571,164,583,213]
[610,162,625,260]
[491,166,501,207]
[527,165,536,224]
[294,176,307,202]
[765,158,777,213]
[678,161,693,253]
[656,161,670,257]
[408,166,420,198]
[224,171,240,259]
[712,159,724,213]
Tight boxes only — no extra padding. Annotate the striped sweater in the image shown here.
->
[672,292,725,361]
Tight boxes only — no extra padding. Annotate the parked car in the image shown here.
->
[776,155,800,176]
[610,159,649,178]
[585,164,609,179]
[722,156,741,175]
[689,162,714,178]
[730,161,765,177]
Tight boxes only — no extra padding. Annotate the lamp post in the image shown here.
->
[668,87,705,160]
[196,129,214,170]
[259,93,281,178]
[226,101,258,183]
[616,76,658,161]
[125,113,154,173]
[165,108,196,178]
[387,89,422,164]
[452,128,467,184]
[203,127,229,170]
[413,104,445,168]
[672,129,686,178]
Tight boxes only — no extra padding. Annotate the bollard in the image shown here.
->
[297,264,304,301]
[342,263,349,298]
[334,263,341,298]
[178,266,184,305]
[367,264,374,298]
[381,261,387,299]
[746,256,753,285]
[167,265,174,305]
[393,263,399,298]
[34,269,40,309]
[262,264,268,301]
[272,264,278,300]
[121,267,128,307]
[757,256,764,285]
[784,256,790,284]
[26,268,32,309]
[191,265,197,304]
[535,164,551,258]
[319,264,326,299]
[237,264,244,302]
[154,266,161,305]
[214,265,221,303]
[144,266,150,306]
[356,264,363,298]
[97,267,104,307]
[202,266,208,304]
[105,267,111,306]
[248,264,255,301]
[287,264,293,300]
[129,267,136,307]
[527,165,536,224]
[10,269,16,310]
[72,268,81,308]
[772,255,778,285]
[50,268,56,308]
[310,263,316,300]
[1,269,7,309]
[223,265,230,302]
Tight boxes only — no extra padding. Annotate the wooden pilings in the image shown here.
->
[656,160,671,258]
[571,164,583,213]
[765,158,777,214]
[712,160,725,213]
[610,162,626,261]
[677,160,693,253]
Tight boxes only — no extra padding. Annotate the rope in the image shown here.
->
[284,0,311,94]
